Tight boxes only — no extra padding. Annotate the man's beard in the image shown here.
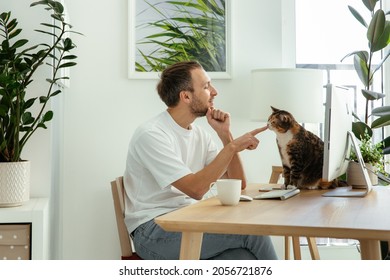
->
[190,96,209,117]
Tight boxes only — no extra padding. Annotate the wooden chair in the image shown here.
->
[269,166,320,260]
[110,176,142,260]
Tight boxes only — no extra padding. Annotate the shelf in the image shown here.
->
[0,198,49,260]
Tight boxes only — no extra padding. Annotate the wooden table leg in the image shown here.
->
[359,239,381,260]
[292,236,302,260]
[179,232,203,260]
[284,236,291,260]
[307,237,320,260]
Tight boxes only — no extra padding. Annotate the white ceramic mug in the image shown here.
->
[210,179,242,206]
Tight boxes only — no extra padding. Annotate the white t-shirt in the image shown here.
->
[124,111,218,234]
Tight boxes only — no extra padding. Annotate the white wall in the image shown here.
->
[3,0,294,259]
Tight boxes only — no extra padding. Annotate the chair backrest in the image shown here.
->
[269,166,283,184]
[110,176,142,260]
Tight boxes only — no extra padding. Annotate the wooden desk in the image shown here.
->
[155,184,390,260]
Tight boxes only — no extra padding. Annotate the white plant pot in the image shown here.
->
[0,161,30,207]
[346,161,378,187]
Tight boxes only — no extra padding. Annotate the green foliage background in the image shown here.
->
[134,0,226,72]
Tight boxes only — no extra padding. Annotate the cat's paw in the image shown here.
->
[286,185,296,190]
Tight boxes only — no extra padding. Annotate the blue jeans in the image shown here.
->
[132,219,278,260]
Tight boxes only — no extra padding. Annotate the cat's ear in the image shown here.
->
[271,106,280,112]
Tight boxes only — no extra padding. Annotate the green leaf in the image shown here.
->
[50,89,61,97]
[367,10,386,51]
[68,30,83,36]
[59,62,76,68]
[22,112,34,125]
[361,89,385,100]
[341,50,368,62]
[23,97,37,110]
[39,96,49,103]
[40,22,62,31]
[52,1,64,14]
[18,44,40,54]
[380,136,390,154]
[352,121,372,140]
[30,1,49,8]
[348,5,367,28]
[371,21,390,52]
[62,55,77,60]
[0,12,11,23]
[10,39,28,50]
[362,0,378,12]
[6,17,18,29]
[372,115,390,128]
[372,106,390,116]
[353,54,370,87]
[63,38,75,51]
[34,29,56,37]
[42,110,53,122]
[37,123,48,129]
[8,28,22,40]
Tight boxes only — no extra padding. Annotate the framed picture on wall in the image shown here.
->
[128,0,231,79]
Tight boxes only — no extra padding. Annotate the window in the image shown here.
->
[296,0,385,143]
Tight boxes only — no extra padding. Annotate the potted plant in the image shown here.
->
[0,0,80,206]
[348,131,386,185]
[341,0,390,182]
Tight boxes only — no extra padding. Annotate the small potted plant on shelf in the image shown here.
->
[0,0,80,206]
[341,0,390,183]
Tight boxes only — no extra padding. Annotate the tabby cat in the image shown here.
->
[267,106,333,189]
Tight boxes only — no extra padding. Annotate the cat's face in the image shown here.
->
[267,106,297,133]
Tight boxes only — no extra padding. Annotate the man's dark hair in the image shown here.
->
[157,61,203,107]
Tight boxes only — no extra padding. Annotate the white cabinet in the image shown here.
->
[0,198,49,260]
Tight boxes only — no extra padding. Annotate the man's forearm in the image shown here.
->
[219,131,247,188]
[225,153,247,189]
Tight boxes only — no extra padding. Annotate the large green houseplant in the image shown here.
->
[341,0,390,173]
[342,1,390,258]
[0,0,79,206]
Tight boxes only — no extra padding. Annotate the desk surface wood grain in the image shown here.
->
[155,184,390,241]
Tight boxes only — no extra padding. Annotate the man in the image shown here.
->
[123,61,277,260]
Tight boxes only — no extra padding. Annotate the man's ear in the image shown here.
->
[180,90,191,104]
